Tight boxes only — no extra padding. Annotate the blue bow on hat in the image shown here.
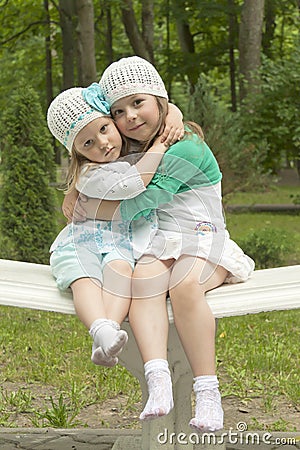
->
[82,83,110,114]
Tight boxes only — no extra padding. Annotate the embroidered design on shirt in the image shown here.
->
[194,221,217,235]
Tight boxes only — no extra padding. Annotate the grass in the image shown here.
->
[0,306,140,428]
[224,185,300,206]
[1,306,299,430]
[0,183,299,430]
[224,183,300,266]
[216,309,300,432]
[217,310,300,402]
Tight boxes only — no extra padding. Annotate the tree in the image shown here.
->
[188,76,267,195]
[227,0,239,111]
[1,0,300,176]
[59,0,76,90]
[75,0,97,86]
[121,0,154,62]
[262,0,276,58]
[238,50,300,174]
[0,86,58,264]
[172,0,198,93]
[238,0,265,102]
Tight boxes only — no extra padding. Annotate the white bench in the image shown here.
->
[0,258,300,450]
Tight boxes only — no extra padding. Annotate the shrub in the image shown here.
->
[238,50,300,174]
[0,85,58,264]
[187,76,269,196]
[237,227,293,269]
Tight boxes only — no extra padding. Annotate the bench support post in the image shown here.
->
[113,321,194,449]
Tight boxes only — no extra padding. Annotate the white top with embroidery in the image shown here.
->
[50,159,157,259]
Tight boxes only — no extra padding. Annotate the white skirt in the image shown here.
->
[144,229,255,284]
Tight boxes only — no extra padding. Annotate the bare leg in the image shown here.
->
[71,260,132,366]
[169,256,228,432]
[71,277,105,329]
[71,277,118,367]
[130,256,174,420]
[169,256,227,375]
[130,256,173,362]
[98,260,133,357]
[102,260,133,323]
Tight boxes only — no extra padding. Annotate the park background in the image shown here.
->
[0,0,299,432]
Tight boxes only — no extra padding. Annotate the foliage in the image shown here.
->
[0,85,58,264]
[0,1,299,175]
[31,394,82,428]
[0,2,50,110]
[237,227,293,269]
[238,49,300,173]
[187,76,268,195]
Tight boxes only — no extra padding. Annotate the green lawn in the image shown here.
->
[224,185,300,206]
[225,185,300,266]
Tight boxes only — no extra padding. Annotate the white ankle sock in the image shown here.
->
[89,319,128,363]
[140,359,174,421]
[90,344,118,367]
[189,375,223,432]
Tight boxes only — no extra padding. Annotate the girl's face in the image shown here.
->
[111,94,160,142]
[74,117,122,163]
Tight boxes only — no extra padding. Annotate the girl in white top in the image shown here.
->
[78,57,255,432]
[47,84,182,368]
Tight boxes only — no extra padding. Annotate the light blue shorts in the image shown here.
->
[50,243,134,291]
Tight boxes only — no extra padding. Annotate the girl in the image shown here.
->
[77,56,255,432]
[47,84,182,368]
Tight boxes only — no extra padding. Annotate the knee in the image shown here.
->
[170,272,205,303]
[132,264,154,299]
[105,260,133,278]
[132,263,148,281]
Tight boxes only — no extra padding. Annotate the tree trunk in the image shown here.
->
[228,0,238,112]
[239,0,265,102]
[44,0,53,107]
[75,0,97,86]
[104,3,113,65]
[45,0,61,164]
[142,0,154,63]
[173,1,197,93]
[121,0,153,62]
[59,0,75,90]
[263,0,276,58]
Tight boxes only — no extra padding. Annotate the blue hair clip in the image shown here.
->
[82,83,110,115]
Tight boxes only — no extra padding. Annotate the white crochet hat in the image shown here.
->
[47,84,110,153]
[99,56,168,106]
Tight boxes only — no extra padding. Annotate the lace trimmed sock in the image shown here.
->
[89,319,128,366]
[140,359,174,421]
[189,375,224,432]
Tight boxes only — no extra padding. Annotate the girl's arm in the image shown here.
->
[77,138,170,200]
[62,138,169,221]
[82,139,207,222]
[159,103,184,144]
[62,189,85,223]
[78,195,121,221]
